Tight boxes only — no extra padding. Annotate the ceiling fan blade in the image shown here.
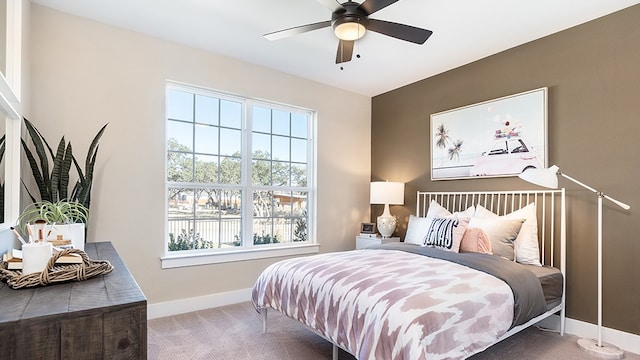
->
[264,20,332,41]
[367,19,433,44]
[335,40,354,64]
[316,0,343,12]
[358,0,399,16]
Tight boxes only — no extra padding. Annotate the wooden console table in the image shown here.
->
[0,242,147,359]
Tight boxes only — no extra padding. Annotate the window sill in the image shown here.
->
[161,243,320,269]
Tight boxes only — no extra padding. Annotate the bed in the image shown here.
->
[252,189,566,359]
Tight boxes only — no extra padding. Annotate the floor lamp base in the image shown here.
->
[577,338,624,360]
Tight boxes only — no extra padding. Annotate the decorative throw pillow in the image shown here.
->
[405,215,433,245]
[459,228,492,254]
[423,217,470,252]
[426,200,475,219]
[475,204,541,266]
[467,217,524,260]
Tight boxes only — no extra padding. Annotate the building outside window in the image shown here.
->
[165,82,314,258]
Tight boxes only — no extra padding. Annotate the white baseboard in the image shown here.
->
[537,315,640,355]
[148,291,640,356]
[147,288,253,320]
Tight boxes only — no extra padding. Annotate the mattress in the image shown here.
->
[523,264,563,310]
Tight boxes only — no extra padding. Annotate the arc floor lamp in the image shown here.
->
[519,165,630,359]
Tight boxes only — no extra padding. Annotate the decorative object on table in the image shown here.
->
[370,181,404,238]
[430,87,547,181]
[0,248,113,289]
[3,247,83,270]
[21,117,107,230]
[360,222,376,234]
[519,165,630,360]
[20,242,53,275]
[31,219,46,241]
[16,200,89,250]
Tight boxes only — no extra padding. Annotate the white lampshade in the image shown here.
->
[370,181,405,205]
[518,165,560,189]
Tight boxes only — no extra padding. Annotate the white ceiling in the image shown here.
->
[31,0,640,97]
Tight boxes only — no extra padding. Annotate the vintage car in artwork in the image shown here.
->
[469,133,542,177]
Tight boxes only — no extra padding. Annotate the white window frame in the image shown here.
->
[1,0,23,230]
[161,81,318,268]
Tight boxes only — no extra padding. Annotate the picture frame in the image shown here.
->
[430,87,548,180]
[360,222,376,234]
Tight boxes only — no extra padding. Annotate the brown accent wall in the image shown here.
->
[371,5,640,335]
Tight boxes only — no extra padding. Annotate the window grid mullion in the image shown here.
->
[190,94,197,250]
[243,101,254,249]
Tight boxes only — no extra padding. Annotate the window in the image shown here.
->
[163,82,316,267]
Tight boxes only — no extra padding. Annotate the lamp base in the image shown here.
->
[577,338,624,360]
[377,215,397,238]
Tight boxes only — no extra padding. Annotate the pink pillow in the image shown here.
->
[459,228,493,254]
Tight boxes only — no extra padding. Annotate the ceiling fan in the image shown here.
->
[264,0,433,64]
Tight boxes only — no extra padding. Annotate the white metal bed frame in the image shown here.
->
[418,189,566,346]
[261,188,566,359]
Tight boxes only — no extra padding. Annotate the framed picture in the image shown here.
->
[430,87,547,180]
[360,222,376,234]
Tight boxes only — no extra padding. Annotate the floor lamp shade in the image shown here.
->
[519,165,630,359]
[370,181,404,238]
[518,165,559,188]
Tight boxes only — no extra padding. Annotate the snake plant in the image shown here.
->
[21,118,107,211]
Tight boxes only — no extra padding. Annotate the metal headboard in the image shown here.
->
[417,189,566,270]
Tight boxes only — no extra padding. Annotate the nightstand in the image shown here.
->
[355,235,401,249]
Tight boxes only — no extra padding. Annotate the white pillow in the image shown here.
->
[475,204,541,266]
[423,216,470,252]
[405,215,432,245]
[467,217,524,260]
[426,199,475,219]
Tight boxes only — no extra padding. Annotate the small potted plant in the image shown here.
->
[17,200,89,250]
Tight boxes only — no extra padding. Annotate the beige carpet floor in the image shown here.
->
[148,301,639,360]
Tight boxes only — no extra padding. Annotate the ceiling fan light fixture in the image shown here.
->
[265,0,433,64]
[334,21,366,41]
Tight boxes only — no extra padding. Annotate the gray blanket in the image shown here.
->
[367,243,547,327]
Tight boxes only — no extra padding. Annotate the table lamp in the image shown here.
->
[370,181,405,238]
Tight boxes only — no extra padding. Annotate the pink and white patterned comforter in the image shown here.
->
[252,249,517,360]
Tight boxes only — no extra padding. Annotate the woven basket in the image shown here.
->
[0,248,113,289]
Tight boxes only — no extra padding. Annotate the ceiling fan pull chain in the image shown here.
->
[356,19,361,59]
[339,40,344,70]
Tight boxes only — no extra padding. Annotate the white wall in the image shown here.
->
[29,5,371,305]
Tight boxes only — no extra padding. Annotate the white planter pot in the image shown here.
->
[43,223,86,250]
